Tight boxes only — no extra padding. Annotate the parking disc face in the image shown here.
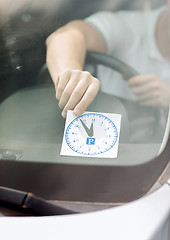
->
[60,110,121,158]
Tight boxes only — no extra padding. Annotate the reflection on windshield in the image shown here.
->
[0,0,169,166]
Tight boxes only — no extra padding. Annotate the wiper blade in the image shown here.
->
[0,186,76,216]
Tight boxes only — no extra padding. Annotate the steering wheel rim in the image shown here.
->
[86,51,138,80]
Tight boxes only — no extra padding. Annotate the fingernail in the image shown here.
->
[62,111,66,118]
[73,109,81,116]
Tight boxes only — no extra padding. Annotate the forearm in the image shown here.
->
[46,26,86,76]
[46,20,106,82]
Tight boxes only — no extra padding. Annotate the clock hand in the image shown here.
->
[89,122,94,137]
[80,119,94,137]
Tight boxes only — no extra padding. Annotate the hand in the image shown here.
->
[55,68,100,118]
[128,74,170,107]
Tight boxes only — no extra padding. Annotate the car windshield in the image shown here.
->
[0,0,169,168]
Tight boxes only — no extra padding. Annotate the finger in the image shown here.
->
[62,78,100,118]
[73,80,100,116]
[128,74,157,87]
[55,69,71,100]
[140,97,158,107]
[61,78,89,117]
[132,81,159,95]
[136,90,159,102]
[58,72,81,109]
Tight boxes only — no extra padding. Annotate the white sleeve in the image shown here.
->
[85,11,138,56]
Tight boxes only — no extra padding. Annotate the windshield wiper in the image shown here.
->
[0,186,76,216]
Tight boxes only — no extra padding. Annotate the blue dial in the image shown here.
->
[65,113,118,156]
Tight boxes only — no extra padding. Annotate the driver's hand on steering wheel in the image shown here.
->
[128,74,170,107]
[55,68,100,118]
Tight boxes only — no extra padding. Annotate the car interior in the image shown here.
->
[0,0,169,216]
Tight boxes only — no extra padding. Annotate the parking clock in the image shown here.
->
[61,111,121,158]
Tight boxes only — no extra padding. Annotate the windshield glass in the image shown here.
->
[0,0,169,167]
